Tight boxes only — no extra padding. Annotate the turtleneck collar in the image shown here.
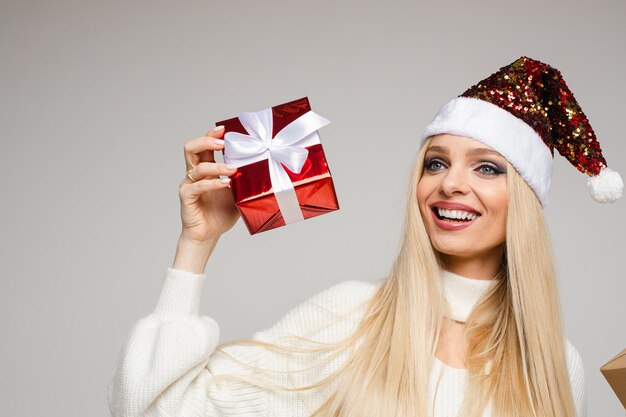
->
[442,270,499,322]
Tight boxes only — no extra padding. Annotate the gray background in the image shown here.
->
[1,1,624,416]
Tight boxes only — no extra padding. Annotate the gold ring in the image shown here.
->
[187,166,197,182]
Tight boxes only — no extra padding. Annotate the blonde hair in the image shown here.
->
[210,136,578,417]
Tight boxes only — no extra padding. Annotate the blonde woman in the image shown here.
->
[107,56,623,417]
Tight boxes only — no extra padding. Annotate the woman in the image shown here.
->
[107,56,622,417]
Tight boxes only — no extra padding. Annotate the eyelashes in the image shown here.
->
[424,157,506,176]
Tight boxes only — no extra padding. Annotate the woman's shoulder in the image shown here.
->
[303,279,382,313]
[252,279,382,343]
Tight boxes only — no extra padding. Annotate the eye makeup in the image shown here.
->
[424,156,506,174]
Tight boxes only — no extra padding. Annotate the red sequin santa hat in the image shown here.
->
[421,56,623,206]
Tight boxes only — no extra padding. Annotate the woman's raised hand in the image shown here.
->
[177,126,240,243]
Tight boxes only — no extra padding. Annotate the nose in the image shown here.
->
[439,165,470,197]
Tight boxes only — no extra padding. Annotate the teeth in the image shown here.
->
[437,208,478,221]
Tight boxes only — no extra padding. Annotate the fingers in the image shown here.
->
[184,161,237,183]
[183,130,226,169]
[179,177,233,199]
[205,125,225,138]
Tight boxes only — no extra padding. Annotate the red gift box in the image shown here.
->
[215,97,339,235]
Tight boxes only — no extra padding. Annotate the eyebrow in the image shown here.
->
[426,145,502,157]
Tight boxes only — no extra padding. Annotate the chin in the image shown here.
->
[430,236,504,260]
[432,244,483,259]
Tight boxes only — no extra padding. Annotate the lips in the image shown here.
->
[430,201,481,215]
[429,201,481,231]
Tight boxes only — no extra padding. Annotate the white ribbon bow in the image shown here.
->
[223,106,331,225]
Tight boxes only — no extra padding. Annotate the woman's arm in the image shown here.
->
[106,267,267,417]
[106,265,378,417]
[171,235,219,275]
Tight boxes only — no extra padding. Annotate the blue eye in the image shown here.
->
[477,164,503,176]
[425,159,446,171]
[424,158,504,176]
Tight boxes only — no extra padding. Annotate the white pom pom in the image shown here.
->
[587,167,624,203]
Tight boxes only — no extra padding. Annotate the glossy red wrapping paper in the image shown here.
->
[215,97,339,235]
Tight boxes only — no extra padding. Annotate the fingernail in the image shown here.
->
[214,125,225,131]
[220,177,231,183]
[215,139,225,145]
[226,164,237,169]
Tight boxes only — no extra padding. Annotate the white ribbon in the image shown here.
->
[223,107,331,225]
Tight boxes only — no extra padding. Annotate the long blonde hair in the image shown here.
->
[211,136,578,417]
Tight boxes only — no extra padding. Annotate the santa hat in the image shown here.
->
[421,55,623,206]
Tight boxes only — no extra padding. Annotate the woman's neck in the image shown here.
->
[440,245,504,280]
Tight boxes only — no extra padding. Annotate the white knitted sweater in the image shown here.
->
[107,268,586,417]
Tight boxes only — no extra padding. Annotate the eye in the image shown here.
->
[425,158,446,172]
[476,163,503,176]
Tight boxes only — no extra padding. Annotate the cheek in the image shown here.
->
[481,184,508,231]
[416,175,438,200]
[416,178,434,215]
[416,182,425,205]
[478,178,507,206]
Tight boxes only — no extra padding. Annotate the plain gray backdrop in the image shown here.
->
[1,1,624,416]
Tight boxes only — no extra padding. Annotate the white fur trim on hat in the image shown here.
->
[421,96,554,207]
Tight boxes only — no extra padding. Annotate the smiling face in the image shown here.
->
[416,134,508,261]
